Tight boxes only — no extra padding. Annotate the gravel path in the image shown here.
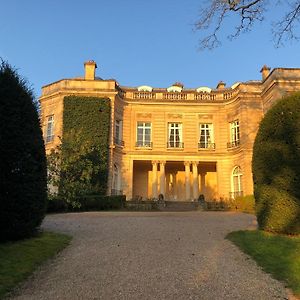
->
[10,211,288,300]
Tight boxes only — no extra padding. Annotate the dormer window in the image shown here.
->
[167,86,183,93]
[137,85,153,92]
[196,87,211,93]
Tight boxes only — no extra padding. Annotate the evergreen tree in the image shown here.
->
[252,92,300,234]
[0,61,47,241]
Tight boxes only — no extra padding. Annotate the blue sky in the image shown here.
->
[1,0,300,98]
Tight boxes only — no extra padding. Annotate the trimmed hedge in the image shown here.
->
[0,62,47,241]
[78,195,126,211]
[229,195,255,214]
[252,92,300,234]
[255,185,300,234]
[204,200,230,211]
[47,197,67,213]
[47,195,126,213]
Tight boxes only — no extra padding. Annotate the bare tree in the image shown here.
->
[195,0,300,49]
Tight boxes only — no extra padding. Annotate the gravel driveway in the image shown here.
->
[10,211,287,300]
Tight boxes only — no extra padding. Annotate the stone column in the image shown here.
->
[152,161,158,198]
[159,161,166,197]
[192,161,199,200]
[184,161,191,201]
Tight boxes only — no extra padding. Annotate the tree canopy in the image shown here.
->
[195,0,300,49]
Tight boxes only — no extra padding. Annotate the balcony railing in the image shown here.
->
[114,138,124,146]
[227,140,240,148]
[135,141,153,148]
[194,93,216,101]
[198,142,216,149]
[167,141,184,149]
[133,92,156,99]
[229,191,243,199]
[163,93,187,100]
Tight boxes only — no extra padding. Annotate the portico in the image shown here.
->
[132,160,217,201]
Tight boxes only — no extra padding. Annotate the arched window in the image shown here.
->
[232,166,243,198]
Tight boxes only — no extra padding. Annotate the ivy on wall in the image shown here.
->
[62,96,111,195]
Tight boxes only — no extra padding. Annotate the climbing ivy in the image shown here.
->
[63,96,111,193]
[48,96,111,207]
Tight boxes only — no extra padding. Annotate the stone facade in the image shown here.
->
[40,61,300,201]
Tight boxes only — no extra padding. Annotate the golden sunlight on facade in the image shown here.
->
[40,61,300,201]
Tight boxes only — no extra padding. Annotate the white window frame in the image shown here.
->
[168,123,183,148]
[45,115,54,143]
[230,120,240,146]
[231,166,243,198]
[136,122,152,147]
[199,123,214,148]
[115,119,123,145]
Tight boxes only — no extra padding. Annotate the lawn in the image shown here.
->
[227,230,300,297]
[0,231,71,299]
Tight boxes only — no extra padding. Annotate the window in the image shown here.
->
[231,166,243,198]
[115,120,123,146]
[199,123,215,149]
[112,164,122,195]
[228,120,240,147]
[168,123,183,148]
[136,122,152,147]
[45,115,54,143]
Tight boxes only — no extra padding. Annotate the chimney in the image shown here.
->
[216,81,226,90]
[84,60,97,80]
[260,65,271,81]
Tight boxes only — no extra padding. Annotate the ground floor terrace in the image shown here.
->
[129,160,243,201]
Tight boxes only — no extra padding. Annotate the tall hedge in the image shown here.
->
[252,92,300,234]
[0,61,47,241]
[62,96,110,196]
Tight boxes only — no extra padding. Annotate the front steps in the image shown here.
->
[125,200,201,211]
[159,201,200,212]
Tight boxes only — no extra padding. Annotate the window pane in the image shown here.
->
[137,122,151,146]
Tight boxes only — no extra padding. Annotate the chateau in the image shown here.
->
[40,61,300,201]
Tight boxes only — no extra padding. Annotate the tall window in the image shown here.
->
[168,123,183,148]
[136,122,152,147]
[115,120,123,145]
[229,120,240,147]
[199,123,214,149]
[231,166,243,198]
[112,164,122,195]
[45,115,54,143]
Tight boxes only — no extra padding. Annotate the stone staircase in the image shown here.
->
[159,201,200,212]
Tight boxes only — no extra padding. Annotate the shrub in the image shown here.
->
[0,61,47,241]
[204,200,230,211]
[255,185,300,234]
[252,92,300,234]
[78,195,126,211]
[47,196,67,213]
[230,195,255,214]
[46,195,126,212]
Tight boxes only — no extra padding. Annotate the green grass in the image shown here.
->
[0,231,72,299]
[227,230,300,297]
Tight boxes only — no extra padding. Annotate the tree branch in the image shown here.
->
[194,0,300,49]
